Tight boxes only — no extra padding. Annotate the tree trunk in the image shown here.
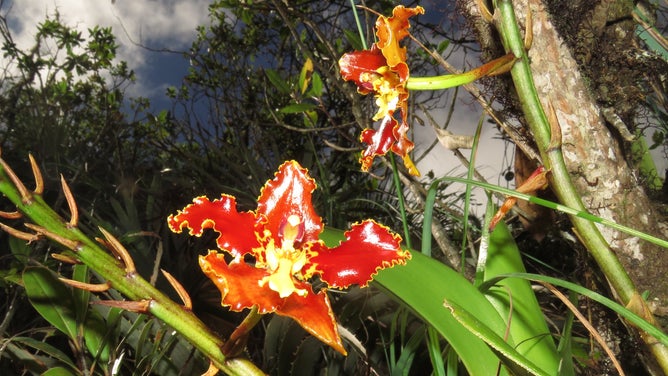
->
[460,0,668,331]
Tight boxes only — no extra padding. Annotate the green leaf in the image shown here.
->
[72,264,90,321]
[436,40,450,54]
[4,341,54,374]
[41,367,77,376]
[302,110,318,127]
[23,267,78,341]
[483,223,561,374]
[306,72,323,97]
[265,68,291,94]
[320,228,512,376]
[343,29,364,51]
[83,308,112,364]
[291,337,324,375]
[556,292,577,376]
[9,236,31,257]
[278,103,317,114]
[489,273,668,347]
[391,327,423,376]
[443,299,550,376]
[12,336,77,371]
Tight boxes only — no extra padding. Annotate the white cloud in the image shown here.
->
[2,0,212,97]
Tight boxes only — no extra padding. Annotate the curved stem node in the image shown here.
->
[24,223,81,250]
[0,157,32,203]
[28,154,44,195]
[59,277,111,292]
[94,299,151,313]
[0,222,39,242]
[98,227,136,274]
[60,175,78,227]
[161,269,192,310]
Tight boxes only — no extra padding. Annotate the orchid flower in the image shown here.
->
[340,5,423,176]
[168,161,410,355]
[340,5,515,176]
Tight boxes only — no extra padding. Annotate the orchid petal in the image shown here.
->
[257,161,323,247]
[339,47,387,93]
[168,195,260,258]
[200,250,346,355]
[375,5,424,68]
[199,251,284,313]
[308,220,409,289]
[277,288,346,355]
[359,115,398,172]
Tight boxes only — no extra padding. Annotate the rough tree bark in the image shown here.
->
[459,0,668,365]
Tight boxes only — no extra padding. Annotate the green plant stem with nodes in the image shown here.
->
[492,0,668,371]
[0,159,264,376]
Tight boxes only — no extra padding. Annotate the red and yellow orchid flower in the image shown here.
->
[340,5,516,177]
[168,160,410,355]
[339,5,424,176]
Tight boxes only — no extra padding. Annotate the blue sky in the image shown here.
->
[2,0,213,106]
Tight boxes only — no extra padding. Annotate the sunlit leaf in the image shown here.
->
[41,366,77,376]
[483,223,560,374]
[443,299,550,376]
[299,57,313,95]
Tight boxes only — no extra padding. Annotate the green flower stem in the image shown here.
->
[406,53,515,91]
[222,307,263,357]
[0,164,264,376]
[493,0,668,371]
[407,72,482,91]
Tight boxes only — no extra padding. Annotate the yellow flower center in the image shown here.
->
[259,214,309,298]
[362,66,402,121]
